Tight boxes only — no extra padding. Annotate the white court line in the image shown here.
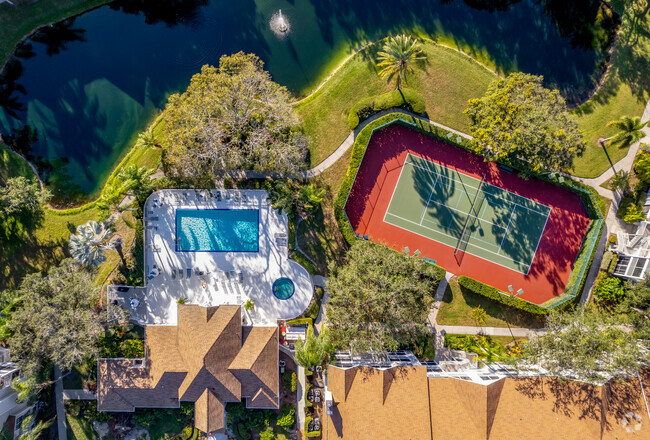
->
[425,197,507,230]
[384,211,531,271]
[403,157,550,217]
[419,171,441,225]
[523,206,553,276]
[382,156,411,225]
[496,205,517,255]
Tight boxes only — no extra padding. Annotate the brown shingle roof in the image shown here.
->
[326,366,433,440]
[325,366,650,440]
[97,304,279,433]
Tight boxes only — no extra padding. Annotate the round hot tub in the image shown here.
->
[273,277,295,300]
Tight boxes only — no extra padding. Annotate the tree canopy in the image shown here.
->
[326,241,442,352]
[464,73,586,173]
[0,176,51,218]
[377,34,426,90]
[161,52,307,182]
[7,259,104,378]
[513,309,648,381]
[295,326,331,369]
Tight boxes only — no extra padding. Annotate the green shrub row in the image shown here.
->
[348,88,426,129]
[286,317,313,326]
[600,251,614,272]
[334,113,470,245]
[457,276,549,315]
[290,250,318,275]
[539,181,605,310]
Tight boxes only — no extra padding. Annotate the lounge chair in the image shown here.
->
[178,270,184,280]
[187,269,192,278]
[171,269,176,280]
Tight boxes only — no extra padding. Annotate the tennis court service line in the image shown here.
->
[384,210,534,270]
[403,158,551,217]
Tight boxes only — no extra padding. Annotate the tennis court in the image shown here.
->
[384,154,551,274]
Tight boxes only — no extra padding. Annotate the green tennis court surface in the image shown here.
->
[384,154,551,274]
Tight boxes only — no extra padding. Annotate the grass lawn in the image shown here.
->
[66,414,98,440]
[571,7,650,178]
[294,40,496,167]
[296,205,348,275]
[437,277,546,328]
[0,144,34,182]
[93,211,137,286]
[572,79,647,177]
[0,0,110,67]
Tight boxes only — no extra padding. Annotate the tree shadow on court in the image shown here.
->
[411,162,469,244]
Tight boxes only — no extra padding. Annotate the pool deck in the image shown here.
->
[123,189,313,326]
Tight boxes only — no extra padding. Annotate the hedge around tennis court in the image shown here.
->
[334,112,470,245]
[457,276,549,315]
[334,112,605,310]
[348,88,426,130]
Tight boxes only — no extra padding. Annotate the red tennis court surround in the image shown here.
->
[344,124,591,305]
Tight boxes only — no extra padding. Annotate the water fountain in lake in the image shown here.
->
[270,9,290,38]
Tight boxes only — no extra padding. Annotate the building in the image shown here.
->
[323,354,650,440]
[612,221,650,281]
[97,304,278,434]
[0,349,35,440]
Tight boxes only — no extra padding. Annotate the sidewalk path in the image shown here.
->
[53,365,67,440]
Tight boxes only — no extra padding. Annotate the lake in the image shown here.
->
[0,0,613,199]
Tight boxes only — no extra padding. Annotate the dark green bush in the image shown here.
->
[608,253,619,274]
[291,372,297,393]
[593,272,626,303]
[457,276,549,315]
[291,250,318,275]
[617,197,636,218]
[348,88,426,129]
[600,251,614,272]
[277,404,295,429]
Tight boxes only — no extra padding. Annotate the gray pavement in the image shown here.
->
[53,365,67,440]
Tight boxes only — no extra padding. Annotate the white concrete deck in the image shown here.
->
[140,189,313,325]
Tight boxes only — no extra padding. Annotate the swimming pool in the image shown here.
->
[176,209,259,252]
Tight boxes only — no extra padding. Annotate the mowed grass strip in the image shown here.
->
[294,40,496,167]
[436,277,546,328]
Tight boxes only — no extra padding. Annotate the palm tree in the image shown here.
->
[295,326,331,369]
[136,127,159,149]
[118,164,155,203]
[602,116,647,148]
[377,34,426,89]
[298,184,326,214]
[69,220,116,267]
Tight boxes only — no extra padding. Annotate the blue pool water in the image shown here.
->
[176,209,259,252]
[273,278,295,300]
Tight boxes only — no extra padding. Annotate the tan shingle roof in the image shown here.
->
[325,366,650,440]
[98,304,278,433]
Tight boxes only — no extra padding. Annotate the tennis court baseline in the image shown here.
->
[383,154,551,274]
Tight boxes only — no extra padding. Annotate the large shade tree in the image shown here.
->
[513,309,648,381]
[161,52,307,182]
[376,34,426,90]
[295,327,331,369]
[7,259,104,378]
[0,176,51,217]
[326,241,442,352]
[464,73,586,173]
